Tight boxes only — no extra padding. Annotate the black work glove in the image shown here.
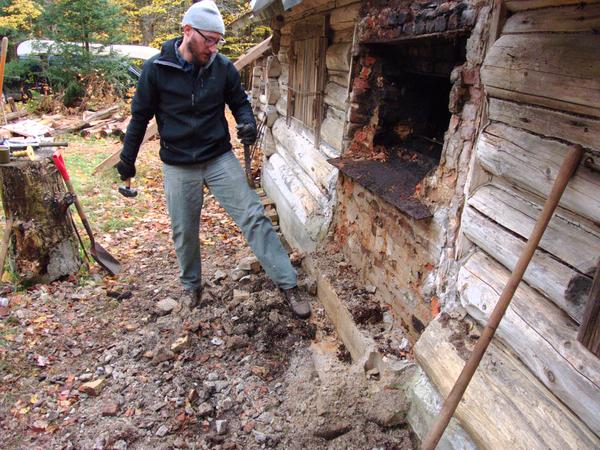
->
[116,158,136,181]
[236,123,257,146]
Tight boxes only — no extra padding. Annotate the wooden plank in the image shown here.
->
[578,260,600,356]
[481,34,600,118]
[487,97,600,151]
[468,184,600,274]
[462,205,589,322]
[505,0,600,12]
[233,36,272,71]
[458,251,600,436]
[414,314,600,449]
[503,3,600,33]
[476,122,600,225]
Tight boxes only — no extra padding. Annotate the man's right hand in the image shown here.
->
[116,159,136,181]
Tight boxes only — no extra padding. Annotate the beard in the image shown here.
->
[186,41,211,66]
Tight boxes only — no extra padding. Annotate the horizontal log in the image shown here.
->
[4,110,28,122]
[332,27,355,44]
[324,81,348,111]
[262,153,333,252]
[327,70,350,88]
[461,205,589,322]
[468,184,600,274]
[272,118,338,195]
[320,109,345,152]
[280,34,291,48]
[415,314,600,449]
[56,105,119,135]
[330,2,360,30]
[326,43,351,73]
[265,55,282,78]
[476,122,600,225]
[458,251,600,436]
[503,3,600,33]
[487,97,600,151]
[504,0,600,12]
[481,34,600,118]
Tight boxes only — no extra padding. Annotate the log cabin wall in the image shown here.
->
[411,2,600,447]
[251,0,361,252]
[330,0,491,339]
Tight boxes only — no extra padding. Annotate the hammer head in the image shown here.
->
[118,185,138,198]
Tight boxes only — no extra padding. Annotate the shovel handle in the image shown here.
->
[52,151,96,246]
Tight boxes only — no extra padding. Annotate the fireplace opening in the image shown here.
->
[372,36,467,162]
[330,34,468,220]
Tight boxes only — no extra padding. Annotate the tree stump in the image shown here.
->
[0,148,82,284]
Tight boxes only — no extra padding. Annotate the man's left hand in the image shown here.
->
[236,123,257,145]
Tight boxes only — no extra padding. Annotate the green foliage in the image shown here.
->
[32,0,135,107]
[41,0,126,47]
[4,0,270,108]
[24,91,54,114]
[0,0,43,41]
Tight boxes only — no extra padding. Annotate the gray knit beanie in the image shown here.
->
[182,0,225,36]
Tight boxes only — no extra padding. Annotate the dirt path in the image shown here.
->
[0,119,414,449]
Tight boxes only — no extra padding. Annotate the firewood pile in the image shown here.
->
[0,104,138,141]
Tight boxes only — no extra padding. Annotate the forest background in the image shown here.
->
[0,0,266,108]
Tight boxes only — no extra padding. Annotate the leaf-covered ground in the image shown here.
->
[0,114,414,449]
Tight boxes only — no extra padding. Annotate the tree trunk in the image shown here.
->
[0,150,82,283]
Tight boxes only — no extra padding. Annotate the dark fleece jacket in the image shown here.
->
[120,38,255,166]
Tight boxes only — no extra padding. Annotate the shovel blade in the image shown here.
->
[90,243,121,275]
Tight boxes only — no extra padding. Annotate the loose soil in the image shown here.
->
[0,114,414,449]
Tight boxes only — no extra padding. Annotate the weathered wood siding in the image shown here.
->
[256,0,358,252]
[452,1,600,441]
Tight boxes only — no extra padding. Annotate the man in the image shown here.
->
[117,1,310,319]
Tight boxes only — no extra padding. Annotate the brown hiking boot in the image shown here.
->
[281,287,311,319]
[182,288,202,309]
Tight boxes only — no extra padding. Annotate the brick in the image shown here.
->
[462,68,480,86]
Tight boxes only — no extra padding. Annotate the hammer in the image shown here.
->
[118,179,138,198]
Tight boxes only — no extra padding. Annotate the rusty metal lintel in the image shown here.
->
[329,156,433,220]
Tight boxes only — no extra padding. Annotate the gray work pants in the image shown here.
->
[162,150,297,292]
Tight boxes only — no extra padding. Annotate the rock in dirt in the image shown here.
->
[79,372,94,382]
[102,402,120,417]
[213,270,228,283]
[313,421,353,440]
[366,389,408,428]
[238,256,261,273]
[30,420,48,432]
[232,289,250,302]
[215,419,228,435]
[156,424,169,437]
[156,298,180,315]
[197,402,214,417]
[152,346,176,365]
[170,335,190,353]
[231,269,246,281]
[78,379,107,396]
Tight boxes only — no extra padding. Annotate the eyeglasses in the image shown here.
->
[193,28,226,48]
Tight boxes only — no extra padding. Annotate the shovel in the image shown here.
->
[52,151,121,275]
